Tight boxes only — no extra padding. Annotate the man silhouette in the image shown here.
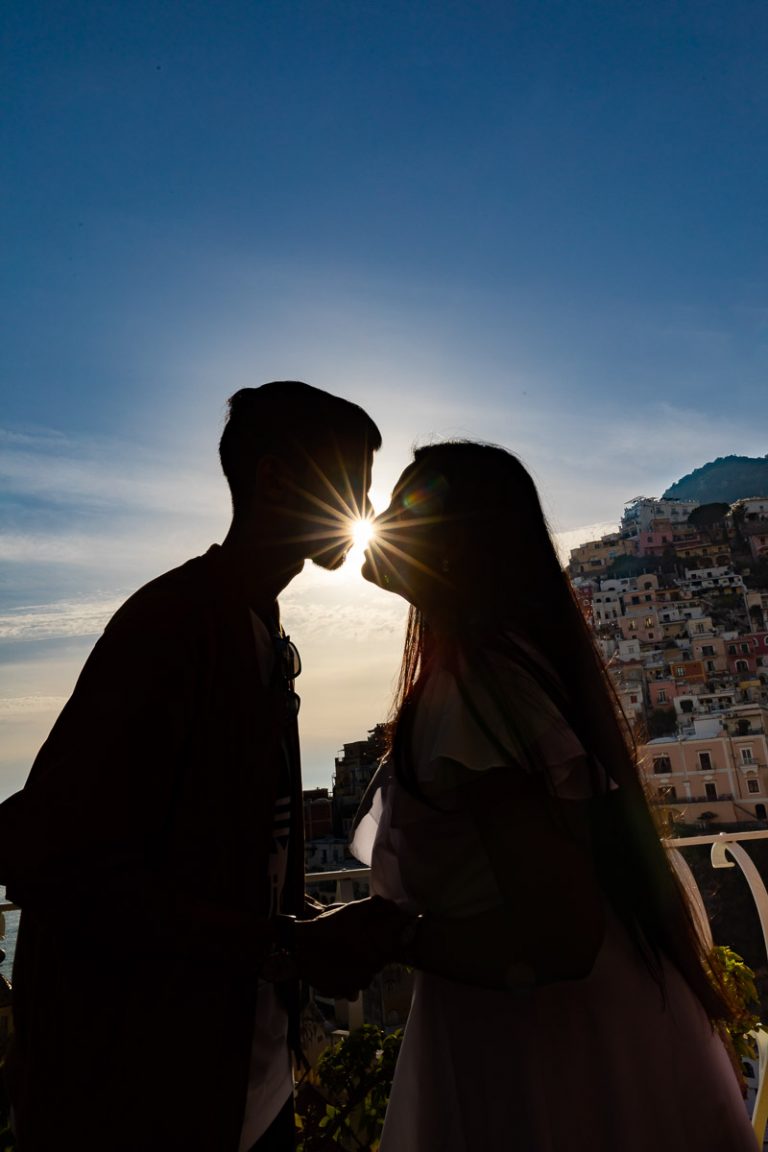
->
[0,382,405,1151]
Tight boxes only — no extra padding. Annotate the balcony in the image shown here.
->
[655,792,735,804]
[306,830,768,1147]
[2,835,768,1146]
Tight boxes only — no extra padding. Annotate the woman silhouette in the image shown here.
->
[352,441,756,1152]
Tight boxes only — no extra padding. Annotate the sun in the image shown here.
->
[352,518,375,550]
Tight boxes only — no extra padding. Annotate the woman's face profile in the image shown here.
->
[361,461,452,609]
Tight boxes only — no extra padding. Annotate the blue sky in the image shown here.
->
[2,0,767,797]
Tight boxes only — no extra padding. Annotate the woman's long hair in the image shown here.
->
[388,441,730,1021]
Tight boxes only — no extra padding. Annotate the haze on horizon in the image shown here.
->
[2,0,766,798]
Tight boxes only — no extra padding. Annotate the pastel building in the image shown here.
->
[622,497,700,535]
[679,566,746,595]
[618,609,663,646]
[647,678,679,710]
[744,523,768,562]
[569,533,635,577]
[654,590,705,622]
[740,498,768,521]
[688,633,728,677]
[602,574,660,601]
[332,726,388,837]
[616,638,642,662]
[665,654,708,687]
[303,787,334,840]
[642,716,768,825]
[674,539,732,567]
[635,523,701,559]
[592,588,622,625]
[723,633,768,678]
[617,683,645,723]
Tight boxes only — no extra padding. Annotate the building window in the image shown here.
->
[705,783,717,801]
[702,645,715,657]
[736,660,749,673]
[658,786,677,800]
[748,779,760,794]
[699,752,713,771]
[653,756,672,774]
[742,643,751,654]
[629,694,638,704]
[741,748,755,764]
[657,689,667,703]
[729,645,737,655]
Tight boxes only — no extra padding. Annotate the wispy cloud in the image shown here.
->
[0,595,122,641]
[0,696,67,717]
[281,594,407,643]
[0,424,225,614]
[0,426,224,519]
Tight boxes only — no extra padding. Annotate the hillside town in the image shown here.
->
[572,494,768,831]
[301,492,768,880]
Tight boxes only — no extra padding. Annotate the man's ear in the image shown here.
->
[255,454,296,503]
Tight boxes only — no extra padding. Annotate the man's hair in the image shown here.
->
[219,381,381,513]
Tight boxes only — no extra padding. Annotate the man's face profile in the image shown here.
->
[301,443,374,571]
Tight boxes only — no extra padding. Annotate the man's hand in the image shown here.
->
[293,895,411,1000]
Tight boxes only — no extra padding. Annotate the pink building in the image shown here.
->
[726,637,759,677]
[636,522,700,558]
[745,524,768,562]
[647,679,678,709]
[641,724,768,825]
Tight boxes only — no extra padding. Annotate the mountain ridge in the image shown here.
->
[662,454,768,505]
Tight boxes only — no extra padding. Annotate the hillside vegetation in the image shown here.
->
[663,455,768,504]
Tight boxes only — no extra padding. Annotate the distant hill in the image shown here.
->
[662,455,768,504]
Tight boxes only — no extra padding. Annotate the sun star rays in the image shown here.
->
[263,449,450,591]
[362,512,452,594]
[276,449,377,566]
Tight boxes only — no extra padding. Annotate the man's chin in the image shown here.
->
[311,545,350,572]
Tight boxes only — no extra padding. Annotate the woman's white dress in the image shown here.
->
[351,653,757,1152]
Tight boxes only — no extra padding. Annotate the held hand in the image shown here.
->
[294,896,412,999]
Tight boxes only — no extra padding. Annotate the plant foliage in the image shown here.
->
[712,944,765,1060]
[296,1025,402,1151]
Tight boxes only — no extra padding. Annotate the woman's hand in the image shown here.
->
[293,895,413,999]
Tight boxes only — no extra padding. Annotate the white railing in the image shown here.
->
[663,829,768,1143]
[1,841,766,1142]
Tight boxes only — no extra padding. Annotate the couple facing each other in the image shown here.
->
[0,380,757,1152]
